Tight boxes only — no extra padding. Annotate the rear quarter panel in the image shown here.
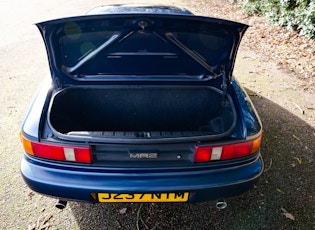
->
[21,77,52,140]
[231,79,262,137]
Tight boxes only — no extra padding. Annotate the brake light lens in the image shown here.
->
[194,135,262,163]
[20,133,92,163]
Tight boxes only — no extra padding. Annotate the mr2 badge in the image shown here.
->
[129,153,158,159]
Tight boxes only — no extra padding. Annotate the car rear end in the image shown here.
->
[20,80,263,204]
[20,5,263,205]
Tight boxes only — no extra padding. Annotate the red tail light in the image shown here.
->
[194,135,262,163]
[20,133,92,163]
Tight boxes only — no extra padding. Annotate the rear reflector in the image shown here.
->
[20,133,92,163]
[194,135,262,163]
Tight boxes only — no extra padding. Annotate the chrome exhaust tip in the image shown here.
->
[55,200,67,209]
[216,199,227,210]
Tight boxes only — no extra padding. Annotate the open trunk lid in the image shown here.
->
[36,13,248,87]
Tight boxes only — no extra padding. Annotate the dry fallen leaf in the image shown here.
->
[281,208,295,221]
[119,207,127,214]
[28,191,35,199]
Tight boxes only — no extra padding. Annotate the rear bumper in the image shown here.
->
[21,154,263,203]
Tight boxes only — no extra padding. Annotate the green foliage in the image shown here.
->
[237,0,315,39]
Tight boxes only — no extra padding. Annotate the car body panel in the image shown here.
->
[22,78,52,139]
[21,152,263,202]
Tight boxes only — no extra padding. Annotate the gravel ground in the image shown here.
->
[0,0,314,229]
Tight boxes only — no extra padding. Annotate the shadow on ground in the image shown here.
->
[70,90,315,230]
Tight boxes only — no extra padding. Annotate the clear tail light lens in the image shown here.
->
[194,135,262,163]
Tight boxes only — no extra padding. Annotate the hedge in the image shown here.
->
[234,0,315,39]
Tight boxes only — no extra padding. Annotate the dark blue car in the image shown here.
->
[20,5,263,209]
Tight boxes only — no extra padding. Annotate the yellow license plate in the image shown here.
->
[98,192,189,202]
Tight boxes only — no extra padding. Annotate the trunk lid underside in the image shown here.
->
[37,14,248,86]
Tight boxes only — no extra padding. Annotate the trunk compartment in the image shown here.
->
[48,86,236,140]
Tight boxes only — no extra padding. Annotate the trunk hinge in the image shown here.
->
[53,77,63,90]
